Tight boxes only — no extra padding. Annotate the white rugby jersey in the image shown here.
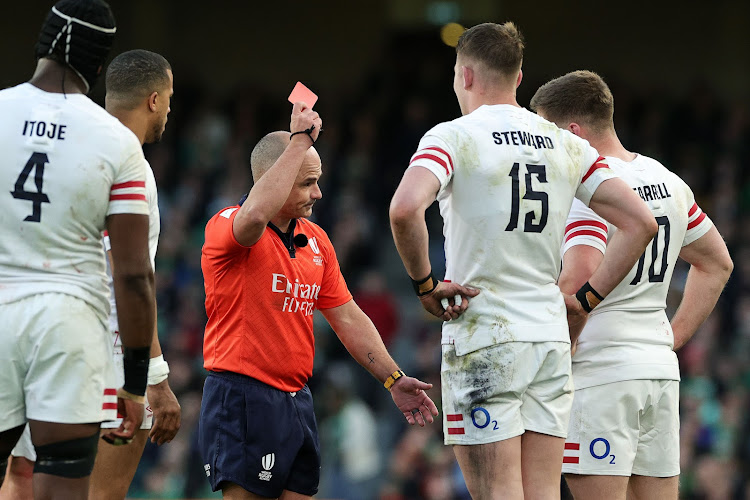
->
[0,83,149,320]
[562,153,713,389]
[409,104,616,355]
[104,162,159,338]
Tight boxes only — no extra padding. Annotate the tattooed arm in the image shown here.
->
[321,300,400,381]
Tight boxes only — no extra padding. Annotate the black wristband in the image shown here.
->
[290,124,316,145]
[411,271,438,296]
[123,346,150,396]
[575,281,605,313]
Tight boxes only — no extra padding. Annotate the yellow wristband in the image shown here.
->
[383,370,406,391]
[412,271,438,296]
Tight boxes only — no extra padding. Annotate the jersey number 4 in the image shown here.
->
[505,163,548,232]
[11,152,50,223]
[631,216,670,284]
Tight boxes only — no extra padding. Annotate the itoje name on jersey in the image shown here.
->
[22,120,67,140]
[271,273,320,316]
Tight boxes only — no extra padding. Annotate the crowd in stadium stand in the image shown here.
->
[124,37,749,499]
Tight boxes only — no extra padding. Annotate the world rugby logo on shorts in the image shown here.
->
[259,453,275,481]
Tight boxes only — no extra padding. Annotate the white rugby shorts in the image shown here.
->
[100,332,153,430]
[0,293,117,432]
[562,379,680,477]
[441,341,573,445]
[10,425,35,461]
[11,352,154,463]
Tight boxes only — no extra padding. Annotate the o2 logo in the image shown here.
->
[590,437,615,464]
[470,407,499,431]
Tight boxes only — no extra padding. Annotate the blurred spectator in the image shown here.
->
[318,363,381,500]
[353,269,400,348]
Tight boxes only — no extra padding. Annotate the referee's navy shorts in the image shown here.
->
[198,371,320,497]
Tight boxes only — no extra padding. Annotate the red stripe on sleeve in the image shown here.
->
[110,194,147,202]
[410,153,450,176]
[565,220,608,234]
[447,428,465,435]
[582,156,609,183]
[446,414,463,421]
[564,443,580,450]
[688,203,698,217]
[103,388,117,396]
[563,456,580,464]
[687,212,706,230]
[112,181,146,190]
[102,403,118,410]
[421,147,454,173]
[565,229,607,244]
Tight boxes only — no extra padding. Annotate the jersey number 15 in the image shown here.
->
[505,163,549,233]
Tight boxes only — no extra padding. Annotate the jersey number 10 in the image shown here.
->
[630,216,671,284]
[11,152,50,223]
[505,163,549,233]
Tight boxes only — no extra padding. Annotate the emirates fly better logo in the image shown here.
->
[259,453,275,481]
[271,274,320,315]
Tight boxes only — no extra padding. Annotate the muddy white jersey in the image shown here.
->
[409,104,616,356]
[0,83,149,320]
[103,161,159,340]
[562,153,713,388]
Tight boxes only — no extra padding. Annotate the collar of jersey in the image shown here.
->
[267,219,298,257]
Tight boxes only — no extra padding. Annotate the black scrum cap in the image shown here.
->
[35,0,116,93]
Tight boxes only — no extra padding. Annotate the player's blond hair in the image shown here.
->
[456,22,524,83]
[530,70,615,134]
[250,131,291,182]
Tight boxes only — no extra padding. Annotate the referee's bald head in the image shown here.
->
[250,131,291,182]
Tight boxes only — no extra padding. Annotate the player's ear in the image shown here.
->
[148,91,158,112]
[462,66,473,90]
[516,68,523,88]
[568,123,582,137]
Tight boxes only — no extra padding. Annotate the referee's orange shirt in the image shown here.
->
[201,207,352,392]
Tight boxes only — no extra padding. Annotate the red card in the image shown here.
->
[288,81,318,109]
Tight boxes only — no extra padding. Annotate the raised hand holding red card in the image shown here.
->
[288,83,322,146]
[288,81,318,109]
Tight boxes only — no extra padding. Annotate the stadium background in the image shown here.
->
[2,1,749,498]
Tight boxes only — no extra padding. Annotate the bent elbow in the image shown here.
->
[117,268,155,290]
[721,256,734,282]
[389,198,414,227]
[638,216,659,244]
